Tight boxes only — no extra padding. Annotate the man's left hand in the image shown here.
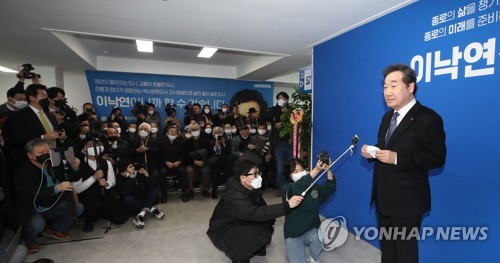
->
[376,150,397,165]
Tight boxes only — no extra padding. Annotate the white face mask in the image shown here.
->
[116,127,121,133]
[86,146,104,157]
[258,129,266,135]
[221,108,228,113]
[205,128,212,134]
[148,110,154,115]
[250,175,262,189]
[277,99,286,106]
[267,125,272,131]
[168,134,177,141]
[184,133,193,139]
[151,128,158,134]
[291,170,308,182]
[128,128,136,133]
[250,129,257,134]
[231,128,237,134]
[224,129,232,134]
[191,130,200,138]
[14,100,28,109]
[138,130,149,138]
[204,109,210,114]
[79,134,86,140]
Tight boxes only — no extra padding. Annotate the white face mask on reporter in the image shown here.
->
[14,100,28,109]
[291,170,308,182]
[277,99,286,106]
[257,129,266,135]
[249,175,262,189]
[86,146,104,157]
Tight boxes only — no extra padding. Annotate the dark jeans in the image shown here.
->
[274,140,292,188]
[27,201,84,245]
[202,155,229,192]
[121,187,160,216]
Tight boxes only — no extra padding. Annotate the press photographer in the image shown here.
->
[47,87,79,139]
[115,160,164,229]
[14,138,84,254]
[183,102,203,126]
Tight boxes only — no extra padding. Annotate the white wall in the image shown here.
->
[0,66,58,100]
[62,70,92,113]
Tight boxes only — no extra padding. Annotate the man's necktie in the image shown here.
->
[39,110,52,133]
[39,110,56,148]
[385,112,399,146]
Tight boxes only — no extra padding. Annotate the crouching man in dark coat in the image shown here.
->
[207,160,303,263]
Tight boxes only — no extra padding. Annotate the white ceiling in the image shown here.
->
[0,0,414,81]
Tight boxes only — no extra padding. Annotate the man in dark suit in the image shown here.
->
[361,64,446,263]
[8,84,66,164]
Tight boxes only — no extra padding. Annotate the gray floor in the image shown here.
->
[25,190,380,263]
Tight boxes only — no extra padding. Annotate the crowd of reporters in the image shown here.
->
[0,73,290,256]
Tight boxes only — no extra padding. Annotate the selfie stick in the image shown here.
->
[301,135,359,197]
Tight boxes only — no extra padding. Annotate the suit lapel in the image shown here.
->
[27,107,47,132]
[386,102,421,148]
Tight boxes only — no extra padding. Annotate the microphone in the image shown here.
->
[301,134,360,197]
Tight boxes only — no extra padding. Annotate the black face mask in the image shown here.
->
[38,98,50,110]
[35,153,50,164]
[108,136,118,142]
[54,99,66,109]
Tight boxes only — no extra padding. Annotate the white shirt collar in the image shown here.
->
[394,98,416,125]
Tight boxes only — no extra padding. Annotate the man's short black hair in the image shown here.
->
[383,64,418,96]
[276,92,289,100]
[6,87,24,98]
[25,84,47,103]
[233,159,258,177]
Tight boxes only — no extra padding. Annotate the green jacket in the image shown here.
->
[281,173,336,238]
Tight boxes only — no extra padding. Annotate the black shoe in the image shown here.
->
[83,223,94,233]
[161,193,168,203]
[188,190,195,199]
[181,192,190,202]
[255,246,266,256]
[201,189,209,198]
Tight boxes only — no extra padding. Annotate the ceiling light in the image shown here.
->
[136,40,153,53]
[0,66,17,73]
[198,47,218,58]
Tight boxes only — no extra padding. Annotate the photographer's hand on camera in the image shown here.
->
[138,167,149,177]
[57,181,74,192]
[98,178,107,187]
[93,170,104,181]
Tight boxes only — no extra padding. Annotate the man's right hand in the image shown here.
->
[288,196,304,208]
[43,131,60,140]
[57,181,73,192]
[93,170,104,180]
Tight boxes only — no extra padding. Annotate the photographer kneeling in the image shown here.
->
[207,160,303,263]
[116,160,164,229]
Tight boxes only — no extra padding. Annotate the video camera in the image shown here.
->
[260,138,272,158]
[165,103,177,117]
[131,102,148,117]
[17,64,41,79]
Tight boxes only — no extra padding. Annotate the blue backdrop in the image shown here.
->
[85,70,274,125]
[313,0,499,262]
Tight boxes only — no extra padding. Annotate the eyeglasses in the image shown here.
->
[244,171,262,177]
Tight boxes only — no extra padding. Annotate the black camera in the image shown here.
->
[133,163,146,169]
[184,102,193,118]
[55,107,66,116]
[260,139,271,158]
[317,150,330,164]
[165,103,177,117]
[131,102,148,117]
[17,64,41,79]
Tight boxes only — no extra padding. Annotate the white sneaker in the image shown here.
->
[133,215,145,228]
[151,208,165,219]
[308,255,319,263]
